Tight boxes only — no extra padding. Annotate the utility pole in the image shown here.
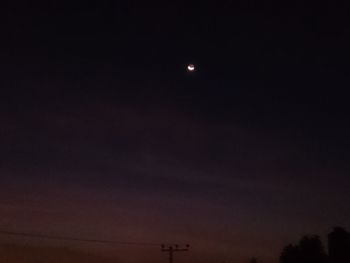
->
[161,244,190,263]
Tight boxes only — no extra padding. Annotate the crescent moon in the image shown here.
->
[187,64,195,71]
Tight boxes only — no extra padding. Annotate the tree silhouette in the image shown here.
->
[280,235,327,263]
[298,235,327,263]
[280,228,350,263]
[328,227,350,263]
[280,244,300,263]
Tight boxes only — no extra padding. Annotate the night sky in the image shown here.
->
[1,1,350,263]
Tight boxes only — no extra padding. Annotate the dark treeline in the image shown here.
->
[279,227,350,263]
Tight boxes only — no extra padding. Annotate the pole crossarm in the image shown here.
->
[161,244,190,263]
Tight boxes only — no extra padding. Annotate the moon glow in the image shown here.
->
[187,64,195,71]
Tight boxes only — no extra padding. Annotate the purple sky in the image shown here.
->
[1,98,350,263]
[1,1,350,263]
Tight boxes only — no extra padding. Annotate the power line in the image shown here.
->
[161,244,190,263]
[0,230,160,247]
